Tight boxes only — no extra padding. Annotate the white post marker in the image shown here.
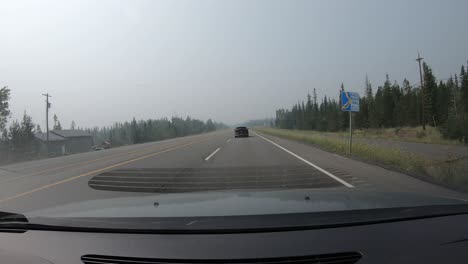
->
[205,148,221,161]
[253,132,354,188]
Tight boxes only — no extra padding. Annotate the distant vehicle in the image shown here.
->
[101,141,112,149]
[92,141,111,151]
[234,126,249,138]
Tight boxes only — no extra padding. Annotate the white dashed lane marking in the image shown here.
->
[205,148,221,161]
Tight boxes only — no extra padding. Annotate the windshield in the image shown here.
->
[0,0,467,229]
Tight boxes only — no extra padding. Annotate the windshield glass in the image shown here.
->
[0,0,467,229]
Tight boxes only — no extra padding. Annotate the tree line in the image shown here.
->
[275,60,468,143]
[0,86,226,163]
[88,117,226,148]
[240,118,275,128]
[0,87,37,162]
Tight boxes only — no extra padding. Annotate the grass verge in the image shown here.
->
[331,126,460,145]
[256,127,468,192]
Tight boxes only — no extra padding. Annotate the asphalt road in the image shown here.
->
[0,129,466,213]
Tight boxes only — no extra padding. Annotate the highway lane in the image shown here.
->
[0,129,467,213]
[0,131,230,211]
[0,131,223,177]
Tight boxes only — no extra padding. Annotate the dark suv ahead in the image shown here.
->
[234,126,249,138]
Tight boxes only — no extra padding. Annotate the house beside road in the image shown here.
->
[34,130,94,156]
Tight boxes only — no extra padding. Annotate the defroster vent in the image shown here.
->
[81,252,362,264]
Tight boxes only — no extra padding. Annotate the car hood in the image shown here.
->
[26,188,468,218]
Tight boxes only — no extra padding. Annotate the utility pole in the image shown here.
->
[416,53,425,130]
[42,93,51,154]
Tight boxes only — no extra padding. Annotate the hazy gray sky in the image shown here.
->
[1,0,467,127]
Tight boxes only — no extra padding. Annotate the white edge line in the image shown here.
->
[253,132,354,188]
[205,147,221,161]
[227,139,232,142]
[435,195,468,203]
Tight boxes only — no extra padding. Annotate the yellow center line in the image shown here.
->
[0,139,197,184]
[0,139,204,204]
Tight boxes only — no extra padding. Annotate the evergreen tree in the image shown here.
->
[401,79,419,126]
[356,96,368,128]
[422,62,437,127]
[53,114,63,130]
[365,76,377,128]
[130,117,139,144]
[0,86,11,131]
[312,88,319,129]
[391,80,403,127]
[20,112,35,154]
[206,119,216,132]
[8,121,21,151]
[1,129,7,142]
[435,80,450,126]
[305,93,313,130]
[109,130,113,144]
[53,114,58,129]
[460,65,468,142]
[374,86,384,128]
[381,74,395,127]
[442,77,462,139]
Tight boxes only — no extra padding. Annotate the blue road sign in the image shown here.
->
[341,91,360,112]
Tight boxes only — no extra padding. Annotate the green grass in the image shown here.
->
[332,126,460,145]
[256,127,468,192]
[425,162,468,188]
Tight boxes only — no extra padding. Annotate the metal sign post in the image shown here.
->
[349,111,352,154]
[341,91,360,154]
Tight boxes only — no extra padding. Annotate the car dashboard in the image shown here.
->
[0,213,467,264]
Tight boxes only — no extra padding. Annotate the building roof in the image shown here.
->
[34,132,66,142]
[34,130,92,142]
[51,130,92,138]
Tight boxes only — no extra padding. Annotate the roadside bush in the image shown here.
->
[416,130,427,139]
